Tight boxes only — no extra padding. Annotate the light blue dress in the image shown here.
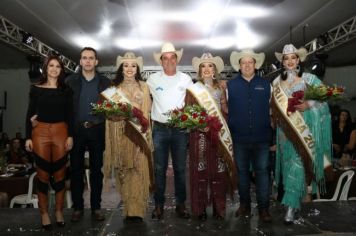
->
[274,72,332,209]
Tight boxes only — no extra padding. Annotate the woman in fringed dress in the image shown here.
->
[272,44,332,224]
[103,52,153,223]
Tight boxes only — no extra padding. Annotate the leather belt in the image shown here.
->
[80,120,104,129]
[153,121,171,127]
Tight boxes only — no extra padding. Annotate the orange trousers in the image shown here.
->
[32,122,68,214]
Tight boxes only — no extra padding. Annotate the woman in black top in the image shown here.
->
[25,55,73,230]
[332,109,353,158]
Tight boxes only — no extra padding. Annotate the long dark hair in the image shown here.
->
[112,63,142,87]
[280,55,304,81]
[337,109,352,126]
[38,55,66,88]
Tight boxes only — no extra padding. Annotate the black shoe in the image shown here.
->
[41,224,53,231]
[151,206,164,220]
[56,221,65,227]
[71,210,83,222]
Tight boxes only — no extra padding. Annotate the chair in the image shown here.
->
[10,172,38,208]
[314,170,355,202]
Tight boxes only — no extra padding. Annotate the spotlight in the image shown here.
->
[21,31,34,45]
[309,53,328,77]
[27,55,42,83]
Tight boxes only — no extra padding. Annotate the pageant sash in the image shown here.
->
[187,82,236,184]
[272,80,331,172]
[101,86,154,186]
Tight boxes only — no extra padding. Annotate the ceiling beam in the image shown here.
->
[0,14,76,72]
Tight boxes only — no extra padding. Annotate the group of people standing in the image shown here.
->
[24,41,332,230]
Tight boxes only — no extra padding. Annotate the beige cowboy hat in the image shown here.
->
[116,52,143,71]
[153,42,183,65]
[275,44,308,62]
[230,49,265,71]
[192,53,224,74]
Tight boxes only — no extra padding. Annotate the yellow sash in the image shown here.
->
[272,80,331,174]
[101,86,154,186]
[187,82,236,186]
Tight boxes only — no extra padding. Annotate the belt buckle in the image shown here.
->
[83,121,90,128]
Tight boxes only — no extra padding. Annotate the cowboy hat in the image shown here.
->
[116,52,143,71]
[153,42,183,65]
[230,49,265,71]
[192,53,224,74]
[275,44,308,62]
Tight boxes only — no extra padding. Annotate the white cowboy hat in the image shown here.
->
[275,44,308,62]
[230,49,265,71]
[116,52,143,71]
[192,53,224,74]
[153,42,183,65]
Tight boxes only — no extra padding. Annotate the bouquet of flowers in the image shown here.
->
[287,84,346,113]
[91,100,149,132]
[165,104,222,132]
[304,84,345,102]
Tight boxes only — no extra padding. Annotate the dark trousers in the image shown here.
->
[70,123,105,210]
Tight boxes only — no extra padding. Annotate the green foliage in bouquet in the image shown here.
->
[304,84,346,102]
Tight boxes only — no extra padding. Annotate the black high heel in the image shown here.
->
[42,224,53,231]
[56,221,65,227]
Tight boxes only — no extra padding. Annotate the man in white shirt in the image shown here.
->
[147,42,193,220]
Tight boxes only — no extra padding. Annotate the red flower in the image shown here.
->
[97,100,103,105]
[181,114,188,121]
[105,103,112,108]
[199,119,205,124]
[192,113,198,119]
[200,111,207,116]
[326,90,333,97]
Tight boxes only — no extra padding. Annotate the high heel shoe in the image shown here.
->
[41,213,52,231]
[56,221,65,227]
[41,224,53,231]
[55,211,65,227]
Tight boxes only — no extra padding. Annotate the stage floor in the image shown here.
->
[1,200,356,236]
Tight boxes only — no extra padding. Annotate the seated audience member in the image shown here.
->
[0,132,10,150]
[332,109,353,159]
[345,128,356,157]
[6,138,31,166]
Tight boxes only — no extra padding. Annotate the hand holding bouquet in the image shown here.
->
[287,84,346,113]
[165,104,222,132]
[91,100,149,132]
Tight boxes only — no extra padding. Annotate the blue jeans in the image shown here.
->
[234,142,270,210]
[152,124,188,207]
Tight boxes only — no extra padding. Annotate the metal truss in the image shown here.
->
[265,15,356,80]
[0,15,76,72]
[305,15,356,54]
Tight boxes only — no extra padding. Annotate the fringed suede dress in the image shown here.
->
[103,80,153,218]
[274,73,332,209]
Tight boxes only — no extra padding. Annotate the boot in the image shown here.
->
[284,207,295,224]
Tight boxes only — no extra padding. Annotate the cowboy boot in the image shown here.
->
[284,207,295,224]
